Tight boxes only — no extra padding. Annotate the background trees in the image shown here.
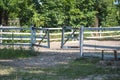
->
[0,0,119,27]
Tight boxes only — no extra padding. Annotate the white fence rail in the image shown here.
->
[0,26,120,51]
[79,26,120,57]
[0,26,63,48]
[61,26,120,47]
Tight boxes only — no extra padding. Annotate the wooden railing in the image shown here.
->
[80,26,120,56]
[0,26,63,48]
[0,25,120,52]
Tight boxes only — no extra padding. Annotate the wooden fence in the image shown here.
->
[80,26,120,57]
[0,25,62,48]
[0,25,120,57]
[60,26,120,57]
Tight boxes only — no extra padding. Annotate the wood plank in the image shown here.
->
[83,44,120,50]
[84,27,120,31]
[0,43,31,46]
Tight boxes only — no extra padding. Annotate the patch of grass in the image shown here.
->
[105,75,120,80]
[0,48,37,59]
[53,57,120,79]
[0,57,119,80]
[0,66,61,80]
[53,57,100,78]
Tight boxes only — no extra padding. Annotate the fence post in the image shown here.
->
[33,27,36,45]
[99,26,102,37]
[114,50,118,61]
[30,25,36,51]
[71,29,74,41]
[79,26,84,57]
[61,26,65,48]
[30,25,33,47]
[102,50,104,60]
[0,25,2,44]
[12,32,14,48]
[47,29,50,48]
[40,27,43,38]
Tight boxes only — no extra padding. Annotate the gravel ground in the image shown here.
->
[0,41,120,80]
[0,41,120,68]
[0,41,80,68]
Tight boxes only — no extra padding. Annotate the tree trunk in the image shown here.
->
[94,15,99,27]
[92,15,99,36]
[0,10,2,25]
[1,10,8,26]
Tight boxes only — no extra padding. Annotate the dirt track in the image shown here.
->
[0,41,120,68]
[0,41,80,68]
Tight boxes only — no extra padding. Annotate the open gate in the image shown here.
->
[31,26,50,48]
[31,26,62,48]
[61,26,81,48]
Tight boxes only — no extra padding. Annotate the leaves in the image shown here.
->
[0,0,119,27]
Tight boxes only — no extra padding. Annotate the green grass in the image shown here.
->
[44,57,120,79]
[0,57,119,80]
[0,48,37,59]
[55,57,119,77]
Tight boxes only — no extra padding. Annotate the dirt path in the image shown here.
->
[0,41,120,68]
[5,50,79,68]
[0,41,120,80]
[0,42,80,68]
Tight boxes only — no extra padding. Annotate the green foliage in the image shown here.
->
[0,0,119,27]
[0,48,37,59]
[93,0,119,27]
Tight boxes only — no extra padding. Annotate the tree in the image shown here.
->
[35,0,96,27]
[0,0,16,25]
[0,0,119,27]
[114,0,120,25]
[93,0,119,27]
[0,0,36,26]
[74,0,96,27]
